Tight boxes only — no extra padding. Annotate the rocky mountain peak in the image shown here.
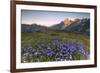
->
[63,18,73,25]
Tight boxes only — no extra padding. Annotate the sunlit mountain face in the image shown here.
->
[63,18,74,25]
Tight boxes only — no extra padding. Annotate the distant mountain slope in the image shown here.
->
[50,18,74,30]
[65,18,90,36]
[21,24,47,32]
[50,18,90,36]
[50,21,65,30]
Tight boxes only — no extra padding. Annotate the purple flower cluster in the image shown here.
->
[21,39,90,63]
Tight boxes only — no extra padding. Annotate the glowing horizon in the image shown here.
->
[21,10,90,27]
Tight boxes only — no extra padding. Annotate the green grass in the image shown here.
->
[21,30,89,48]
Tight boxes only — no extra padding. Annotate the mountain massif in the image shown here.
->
[21,18,90,36]
[21,24,47,32]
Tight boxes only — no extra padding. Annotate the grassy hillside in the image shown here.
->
[21,30,89,47]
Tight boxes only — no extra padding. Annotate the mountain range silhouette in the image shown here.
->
[21,18,90,36]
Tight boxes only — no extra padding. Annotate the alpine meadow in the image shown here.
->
[21,10,90,63]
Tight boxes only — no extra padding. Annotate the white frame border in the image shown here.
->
[16,5,95,69]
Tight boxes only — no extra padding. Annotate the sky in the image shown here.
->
[21,10,90,27]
